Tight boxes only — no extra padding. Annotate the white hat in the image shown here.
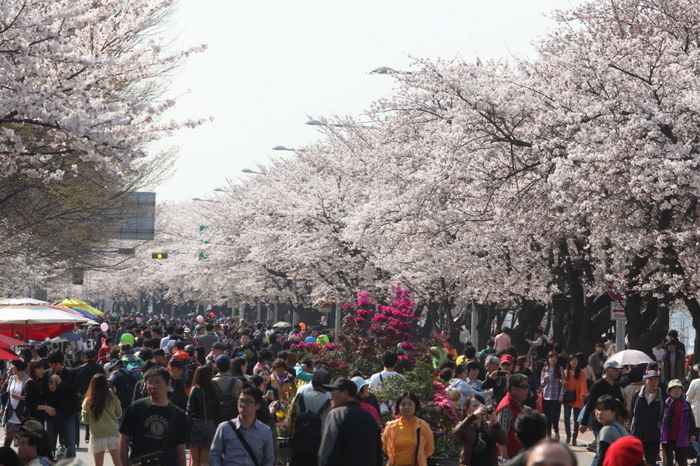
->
[351,376,369,393]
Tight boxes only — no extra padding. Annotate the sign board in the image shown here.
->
[610,301,626,321]
[607,275,627,301]
[318,301,334,313]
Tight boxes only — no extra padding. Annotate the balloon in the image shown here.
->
[299,322,306,330]
[197,315,204,323]
[120,333,135,345]
[100,322,109,332]
[317,335,329,346]
[209,312,215,318]
[136,317,142,324]
[304,336,316,343]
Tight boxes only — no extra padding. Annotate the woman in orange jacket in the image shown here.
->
[382,391,434,466]
[564,354,588,445]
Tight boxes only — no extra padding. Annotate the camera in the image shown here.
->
[497,370,506,377]
[487,407,494,414]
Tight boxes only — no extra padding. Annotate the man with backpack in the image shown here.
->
[106,359,137,419]
[287,369,332,466]
[212,355,244,425]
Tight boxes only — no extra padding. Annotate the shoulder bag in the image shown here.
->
[228,420,260,466]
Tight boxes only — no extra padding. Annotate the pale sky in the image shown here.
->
[153,0,581,202]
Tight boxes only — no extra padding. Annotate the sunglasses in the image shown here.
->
[518,384,530,389]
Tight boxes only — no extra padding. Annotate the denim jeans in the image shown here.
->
[45,413,76,458]
[563,404,581,436]
[542,399,561,435]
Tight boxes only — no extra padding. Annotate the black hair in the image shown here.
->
[35,345,48,358]
[382,351,399,369]
[466,360,481,372]
[486,339,495,347]
[438,359,456,371]
[11,358,27,372]
[20,431,44,451]
[248,375,264,388]
[84,349,96,360]
[439,368,453,382]
[0,446,21,466]
[153,349,165,357]
[514,410,547,449]
[139,349,154,361]
[278,351,288,360]
[595,394,629,421]
[240,384,263,404]
[454,363,467,378]
[464,346,477,358]
[546,351,562,379]
[394,391,421,415]
[47,349,64,364]
[525,439,577,466]
[143,366,171,383]
[567,354,581,380]
[206,323,214,331]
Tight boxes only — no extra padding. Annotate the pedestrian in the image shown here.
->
[81,374,122,466]
[629,369,664,465]
[661,379,698,466]
[595,394,630,466]
[449,363,487,409]
[287,369,332,466]
[662,340,686,382]
[43,349,80,459]
[17,431,46,466]
[23,360,56,423]
[1,359,28,448]
[502,410,547,466]
[118,366,187,466]
[382,391,435,466]
[563,353,587,445]
[588,343,607,381]
[209,385,275,466]
[540,351,565,441]
[453,394,506,466]
[495,373,530,461]
[187,366,219,466]
[482,355,511,407]
[318,377,383,466]
[579,359,624,462]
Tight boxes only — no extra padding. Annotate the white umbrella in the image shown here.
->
[0,304,88,340]
[272,321,292,329]
[607,349,654,366]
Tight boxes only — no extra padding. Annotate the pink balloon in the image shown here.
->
[197,315,204,323]
[100,322,109,332]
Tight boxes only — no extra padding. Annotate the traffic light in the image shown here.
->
[151,252,168,259]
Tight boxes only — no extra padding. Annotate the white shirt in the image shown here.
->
[459,329,471,344]
[368,370,403,390]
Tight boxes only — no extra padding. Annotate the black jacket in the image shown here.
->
[318,400,382,466]
[76,360,104,396]
[630,386,664,442]
[43,367,80,416]
[186,385,218,421]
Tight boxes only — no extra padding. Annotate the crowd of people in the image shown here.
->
[0,315,693,466]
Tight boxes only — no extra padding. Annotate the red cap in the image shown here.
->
[500,354,514,365]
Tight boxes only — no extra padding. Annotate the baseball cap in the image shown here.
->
[644,370,660,380]
[500,354,515,365]
[215,354,231,372]
[212,342,227,351]
[351,376,369,393]
[603,360,621,370]
[312,368,331,384]
[322,377,357,397]
[184,328,191,333]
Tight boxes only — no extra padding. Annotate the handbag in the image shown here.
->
[536,391,545,413]
[189,388,208,442]
[564,390,577,404]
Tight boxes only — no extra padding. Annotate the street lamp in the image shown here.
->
[272,146,305,152]
[369,66,397,74]
[242,168,262,175]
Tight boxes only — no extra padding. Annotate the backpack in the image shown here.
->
[115,368,138,409]
[536,336,553,360]
[291,392,331,455]
[122,356,143,381]
[213,378,240,425]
